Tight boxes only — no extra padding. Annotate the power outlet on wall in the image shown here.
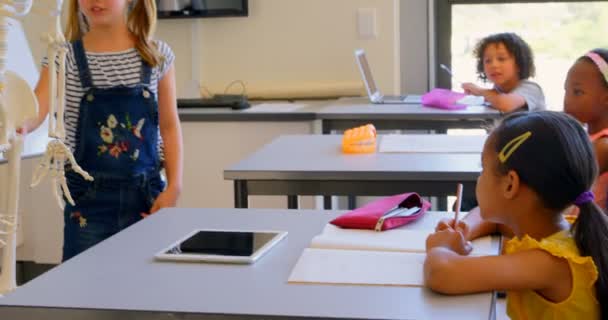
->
[357,8,377,40]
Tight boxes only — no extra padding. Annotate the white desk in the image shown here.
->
[0,209,498,319]
[317,97,501,133]
[225,134,483,209]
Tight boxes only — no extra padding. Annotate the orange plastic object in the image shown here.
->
[342,124,377,153]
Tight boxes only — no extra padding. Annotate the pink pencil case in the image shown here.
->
[330,193,431,231]
[421,88,467,110]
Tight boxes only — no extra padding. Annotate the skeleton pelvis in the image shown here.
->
[0,70,38,131]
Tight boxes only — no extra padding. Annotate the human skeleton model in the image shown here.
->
[30,0,93,209]
[0,0,36,295]
[0,0,92,295]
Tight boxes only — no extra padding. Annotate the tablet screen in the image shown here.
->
[162,230,284,257]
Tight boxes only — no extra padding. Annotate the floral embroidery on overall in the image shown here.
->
[97,114,144,161]
[70,211,88,228]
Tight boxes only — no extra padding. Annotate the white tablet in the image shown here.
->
[155,229,287,264]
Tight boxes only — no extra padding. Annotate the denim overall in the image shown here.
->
[62,39,164,261]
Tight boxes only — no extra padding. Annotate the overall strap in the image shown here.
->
[141,61,152,86]
[72,39,94,88]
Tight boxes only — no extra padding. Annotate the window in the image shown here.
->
[435,0,608,110]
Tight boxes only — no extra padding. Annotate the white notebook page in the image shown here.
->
[288,248,426,286]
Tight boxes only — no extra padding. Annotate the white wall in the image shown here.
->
[21,1,431,98]
[156,0,402,98]
[179,120,317,209]
[400,0,429,94]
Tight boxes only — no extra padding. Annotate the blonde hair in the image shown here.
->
[65,0,163,67]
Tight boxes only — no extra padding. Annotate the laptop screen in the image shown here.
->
[355,50,379,98]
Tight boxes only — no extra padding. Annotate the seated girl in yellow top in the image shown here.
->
[423,111,606,320]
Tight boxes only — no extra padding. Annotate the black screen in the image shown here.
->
[157,0,248,19]
[165,231,278,256]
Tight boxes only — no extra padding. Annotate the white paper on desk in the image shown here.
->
[379,134,486,153]
[456,95,486,106]
[244,103,306,112]
[311,224,495,256]
[288,248,426,286]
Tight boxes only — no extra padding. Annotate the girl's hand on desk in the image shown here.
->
[426,228,472,256]
[149,188,180,214]
[435,218,471,239]
[461,82,485,96]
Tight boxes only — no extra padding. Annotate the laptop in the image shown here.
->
[354,49,421,104]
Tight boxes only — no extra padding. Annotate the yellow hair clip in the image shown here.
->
[498,131,532,163]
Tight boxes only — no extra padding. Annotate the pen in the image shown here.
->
[439,64,463,87]
[375,206,420,232]
[454,183,463,227]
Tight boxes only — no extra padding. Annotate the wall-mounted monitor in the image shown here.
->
[157,0,248,19]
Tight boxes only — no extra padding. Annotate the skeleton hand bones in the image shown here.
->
[31,139,93,209]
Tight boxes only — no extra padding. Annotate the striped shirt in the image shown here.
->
[42,40,175,161]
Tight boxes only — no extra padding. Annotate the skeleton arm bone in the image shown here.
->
[45,34,57,137]
[44,1,66,138]
[30,0,93,210]
[54,45,67,139]
[0,19,9,150]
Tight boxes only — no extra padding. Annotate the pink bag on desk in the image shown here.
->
[330,193,431,231]
[421,88,467,110]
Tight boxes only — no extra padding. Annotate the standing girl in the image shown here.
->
[27,0,183,261]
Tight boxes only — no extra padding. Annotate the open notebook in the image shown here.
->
[288,224,496,287]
